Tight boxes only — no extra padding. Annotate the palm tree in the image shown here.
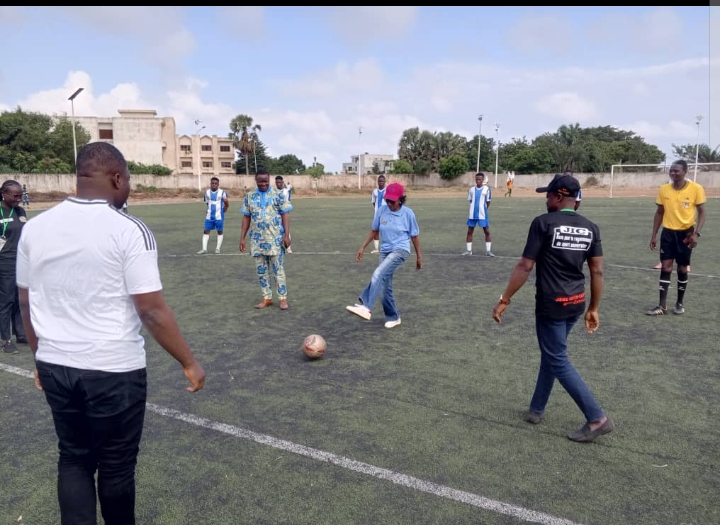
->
[229,114,262,175]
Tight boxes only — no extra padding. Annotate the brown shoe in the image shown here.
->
[279,299,289,310]
[568,417,614,443]
[255,298,273,309]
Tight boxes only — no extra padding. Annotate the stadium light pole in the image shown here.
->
[494,123,500,188]
[476,115,483,172]
[68,87,84,172]
[357,126,363,189]
[195,124,205,191]
[694,115,703,182]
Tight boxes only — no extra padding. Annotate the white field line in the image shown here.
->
[0,363,586,525]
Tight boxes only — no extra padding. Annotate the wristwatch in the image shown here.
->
[498,295,511,305]
[695,231,702,237]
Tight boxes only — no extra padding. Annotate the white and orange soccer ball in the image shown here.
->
[302,334,327,359]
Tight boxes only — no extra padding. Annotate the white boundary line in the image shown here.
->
[0,362,585,525]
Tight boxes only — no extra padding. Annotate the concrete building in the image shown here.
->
[72,109,178,169]
[176,134,235,178]
[70,109,235,177]
[343,153,395,175]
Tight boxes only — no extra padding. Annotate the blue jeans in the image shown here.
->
[358,249,409,322]
[530,314,605,422]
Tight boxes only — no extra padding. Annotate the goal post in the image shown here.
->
[609,162,718,198]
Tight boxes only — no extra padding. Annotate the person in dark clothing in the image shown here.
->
[0,179,28,353]
[492,174,613,443]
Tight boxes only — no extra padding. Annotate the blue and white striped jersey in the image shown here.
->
[467,185,492,220]
[204,189,227,221]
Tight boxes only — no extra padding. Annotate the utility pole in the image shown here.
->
[494,123,500,188]
[357,126,363,189]
[476,115,483,172]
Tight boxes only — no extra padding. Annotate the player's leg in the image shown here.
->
[647,229,676,315]
[254,255,273,308]
[463,223,475,254]
[198,220,213,254]
[673,232,692,315]
[381,254,407,328]
[272,252,288,309]
[483,224,494,257]
[215,221,224,253]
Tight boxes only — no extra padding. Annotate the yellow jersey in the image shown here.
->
[656,180,706,231]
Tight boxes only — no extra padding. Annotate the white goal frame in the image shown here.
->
[609,162,718,198]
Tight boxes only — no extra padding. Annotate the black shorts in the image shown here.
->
[660,227,693,266]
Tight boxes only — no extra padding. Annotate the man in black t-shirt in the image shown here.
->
[492,174,613,443]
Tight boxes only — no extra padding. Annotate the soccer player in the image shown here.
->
[647,160,706,316]
[275,176,293,253]
[370,175,387,254]
[462,172,494,256]
[505,177,513,197]
[197,176,229,254]
[21,184,30,208]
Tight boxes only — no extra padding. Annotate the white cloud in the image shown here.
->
[535,92,599,122]
[279,59,384,98]
[0,6,23,25]
[52,7,196,68]
[622,120,697,141]
[325,6,418,43]
[506,13,574,55]
[218,6,265,37]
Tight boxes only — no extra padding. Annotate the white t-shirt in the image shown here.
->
[16,197,163,372]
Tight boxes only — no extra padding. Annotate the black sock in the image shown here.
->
[677,271,688,305]
[659,271,671,308]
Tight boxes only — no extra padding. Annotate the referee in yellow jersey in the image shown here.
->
[647,160,706,315]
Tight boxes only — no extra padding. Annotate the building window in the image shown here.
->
[99,129,114,140]
[181,161,192,168]
[201,145,212,152]
[220,145,231,152]
[202,161,213,168]
[180,145,191,153]
[221,161,232,169]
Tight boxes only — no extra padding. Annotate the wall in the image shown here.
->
[4,171,720,194]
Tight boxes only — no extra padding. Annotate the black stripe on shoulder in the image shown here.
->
[113,208,157,251]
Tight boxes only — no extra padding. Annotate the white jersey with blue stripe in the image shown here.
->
[204,189,227,221]
[467,185,491,220]
[371,188,388,212]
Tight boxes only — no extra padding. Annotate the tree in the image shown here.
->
[235,138,272,174]
[229,114,262,175]
[389,159,412,174]
[270,154,306,174]
[672,143,720,164]
[0,108,90,173]
[464,134,495,172]
[306,163,324,196]
[438,155,469,180]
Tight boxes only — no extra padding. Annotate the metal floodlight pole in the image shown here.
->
[195,125,205,191]
[494,123,500,188]
[694,115,703,182]
[358,126,363,189]
[476,115,483,172]
[68,87,84,172]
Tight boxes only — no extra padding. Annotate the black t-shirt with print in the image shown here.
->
[522,210,602,319]
[0,205,28,266]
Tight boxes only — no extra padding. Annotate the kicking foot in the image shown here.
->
[346,304,371,320]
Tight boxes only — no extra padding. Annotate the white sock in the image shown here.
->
[486,242,492,252]
[373,240,379,250]
[216,234,224,250]
[202,234,209,251]
[466,242,472,252]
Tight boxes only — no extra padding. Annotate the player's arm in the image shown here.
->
[132,291,205,392]
[281,211,291,247]
[223,193,229,213]
[239,214,251,252]
[695,202,706,236]
[411,235,422,270]
[650,204,664,250]
[492,257,535,323]
[585,256,604,333]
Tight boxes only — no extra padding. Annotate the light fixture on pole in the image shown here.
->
[195,124,206,192]
[68,87,84,172]
[494,123,500,189]
[357,126,363,189]
[476,115,483,172]
[693,115,703,182]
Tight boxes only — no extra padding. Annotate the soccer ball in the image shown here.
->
[303,334,326,359]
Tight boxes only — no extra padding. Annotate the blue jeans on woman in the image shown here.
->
[530,314,605,422]
[358,249,409,321]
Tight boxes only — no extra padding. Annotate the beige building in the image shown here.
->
[343,153,395,175]
[70,109,235,177]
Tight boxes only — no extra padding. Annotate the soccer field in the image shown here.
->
[1,194,718,525]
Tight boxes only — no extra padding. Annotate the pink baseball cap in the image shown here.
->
[384,182,404,201]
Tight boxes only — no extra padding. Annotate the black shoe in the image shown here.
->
[16,336,28,344]
[2,340,19,354]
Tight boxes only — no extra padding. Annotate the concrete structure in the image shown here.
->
[343,153,395,175]
[69,109,234,177]
[72,109,178,169]
[176,134,235,178]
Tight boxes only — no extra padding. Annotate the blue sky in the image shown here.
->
[0,6,716,172]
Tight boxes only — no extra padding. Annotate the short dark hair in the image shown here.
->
[1,179,21,201]
[377,174,386,179]
[275,175,283,181]
[76,142,127,177]
[211,176,219,183]
[476,172,485,178]
[672,160,688,171]
[256,168,270,177]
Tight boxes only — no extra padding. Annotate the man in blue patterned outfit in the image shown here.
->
[240,169,293,310]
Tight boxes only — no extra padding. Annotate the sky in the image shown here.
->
[0,6,717,172]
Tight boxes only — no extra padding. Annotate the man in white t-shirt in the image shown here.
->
[275,175,293,253]
[370,175,388,253]
[16,141,205,525]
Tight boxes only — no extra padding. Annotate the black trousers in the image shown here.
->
[0,264,25,341]
[36,361,147,525]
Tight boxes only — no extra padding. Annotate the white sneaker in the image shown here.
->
[461,250,472,255]
[385,319,401,329]
[370,249,379,254]
[196,249,208,255]
[215,248,221,254]
[346,304,371,320]
[286,246,293,253]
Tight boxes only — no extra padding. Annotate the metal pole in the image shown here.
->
[71,99,78,171]
[493,123,500,188]
[475,115,483,172]
[358,126,363,189]
[693,115,703,182]
[610,165,614,199]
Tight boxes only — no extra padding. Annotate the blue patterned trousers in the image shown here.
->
[254,252,287,299]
